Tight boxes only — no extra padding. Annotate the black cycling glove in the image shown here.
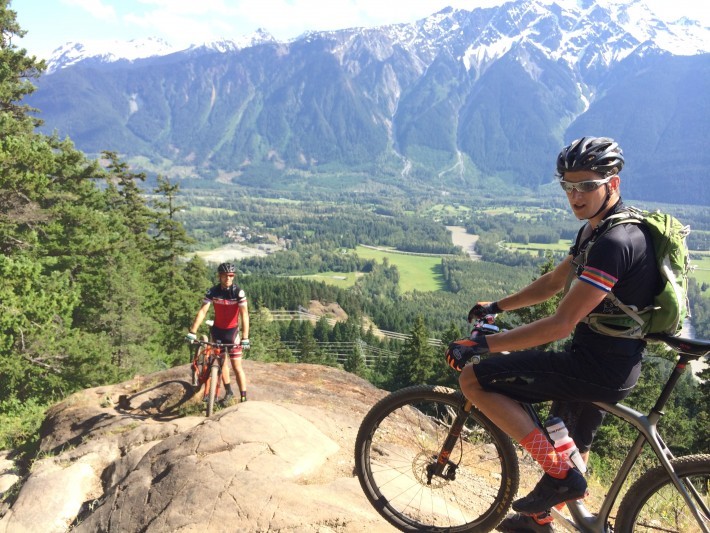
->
[445,333,490,371]
[467,301,502,322]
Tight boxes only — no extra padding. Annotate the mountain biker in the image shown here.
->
[187,262,251,403]
[445,137,661,532]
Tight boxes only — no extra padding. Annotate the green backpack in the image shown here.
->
[569,207,691,339]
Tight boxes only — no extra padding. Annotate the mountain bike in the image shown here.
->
[188,337,237,417]
[354,317,710,532]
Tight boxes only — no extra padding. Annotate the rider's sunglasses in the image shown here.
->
[559,176,612,194]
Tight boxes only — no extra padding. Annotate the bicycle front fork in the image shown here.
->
[427,400,474,484]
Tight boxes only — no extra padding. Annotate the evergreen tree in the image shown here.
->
[442,321,463,345]
[246,307,288,363]
[102,151,152,249]
[393,315,437,387]
[0,1,44,126]
[148,176,198,358]
[314,316,331,342]
[695,366,710,451]
[151,175,194,267]
[297,322,318,362]
[344,340,368,378]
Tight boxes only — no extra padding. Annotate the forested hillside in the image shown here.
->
[1,0,708,497]
[0,4,211,457]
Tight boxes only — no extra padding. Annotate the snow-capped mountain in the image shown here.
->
[29,0,710,205]
[362,0,709,72]
[45,30,277,74]
[45,0,708,74]
[45,37,180,74]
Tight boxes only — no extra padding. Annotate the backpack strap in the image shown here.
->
[563,208,652,338]
[565,208,644,292]
[564,223,593,294]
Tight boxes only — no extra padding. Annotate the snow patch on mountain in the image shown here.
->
[44,0,708,75]
[45,30,276,74]
[46,37,180,74]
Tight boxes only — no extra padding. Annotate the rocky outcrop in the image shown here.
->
[0,361,396,532]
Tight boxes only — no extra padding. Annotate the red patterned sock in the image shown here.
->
[520,428,569,479]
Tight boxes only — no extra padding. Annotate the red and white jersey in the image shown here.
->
[203,284,247,329]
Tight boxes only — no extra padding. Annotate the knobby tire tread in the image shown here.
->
[354,384,519,532]
[615,453,710,532]
[207,364,219,417]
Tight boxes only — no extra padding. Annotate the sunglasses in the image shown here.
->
[559,176,612,193]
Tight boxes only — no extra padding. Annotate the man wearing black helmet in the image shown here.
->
[187,262,250,403]
[445,137,661,532]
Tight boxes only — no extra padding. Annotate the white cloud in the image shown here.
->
[62,0,116,20]
[135,0,236,16]
[14,0,709,59]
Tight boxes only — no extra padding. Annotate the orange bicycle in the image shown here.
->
[189,337,237,417]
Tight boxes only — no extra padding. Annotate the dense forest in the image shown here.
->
[1,0,708,493]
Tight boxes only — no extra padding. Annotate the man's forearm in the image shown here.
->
[240,308,249,338]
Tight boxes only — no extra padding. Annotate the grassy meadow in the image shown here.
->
[355,246,447,292]
[504,240,573,256]
[691,253,710,285]
[297,271,360,289]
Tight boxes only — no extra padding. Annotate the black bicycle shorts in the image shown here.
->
[472,343,643,451]
[209,325,242,358]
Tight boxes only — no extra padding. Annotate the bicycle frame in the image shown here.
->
[429,347,710,532]
[556,350,710,533]
[191,341,238,392]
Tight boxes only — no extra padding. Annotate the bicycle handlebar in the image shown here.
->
[188,339,240,348]
[470,314,500,336]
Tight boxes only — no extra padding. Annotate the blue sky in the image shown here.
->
[11,0,710,59]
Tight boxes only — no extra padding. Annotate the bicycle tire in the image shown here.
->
[615,453,710,532]
[192,345,205,389]
[207,364,219,417]
[354,385,519,532]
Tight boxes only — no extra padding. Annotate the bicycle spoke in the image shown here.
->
[617,456,710,533]
[357,386,518,531]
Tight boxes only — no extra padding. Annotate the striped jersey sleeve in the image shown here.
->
[578,266,617,292]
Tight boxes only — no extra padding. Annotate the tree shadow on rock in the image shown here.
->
[118,379,196,420]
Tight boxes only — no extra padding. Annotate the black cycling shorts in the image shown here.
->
[472,344,643,451]
[209,326,242,358]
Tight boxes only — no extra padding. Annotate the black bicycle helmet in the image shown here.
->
[217,262,236,274]
[556,136,624,177]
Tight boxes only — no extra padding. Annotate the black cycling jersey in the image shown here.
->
[570,200,661,353]
[473,200,661,451]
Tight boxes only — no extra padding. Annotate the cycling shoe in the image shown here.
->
[496,511,553,532]
[512,469,586,514]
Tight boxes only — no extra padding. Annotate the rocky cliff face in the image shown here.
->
[0,361,397,532]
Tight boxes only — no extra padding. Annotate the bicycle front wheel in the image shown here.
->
[207,364,219,417]
[355,385,519,532]
[615,454,710,532]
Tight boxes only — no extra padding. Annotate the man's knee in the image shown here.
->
[459,366,481,396]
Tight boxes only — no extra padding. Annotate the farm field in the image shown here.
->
[691,253,710,285]
[504,240,572,256]
[355,246,446,293]
[297,271,360,289]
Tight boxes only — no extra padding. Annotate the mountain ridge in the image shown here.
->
[27,0,710,205]
[42,1,710,73]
